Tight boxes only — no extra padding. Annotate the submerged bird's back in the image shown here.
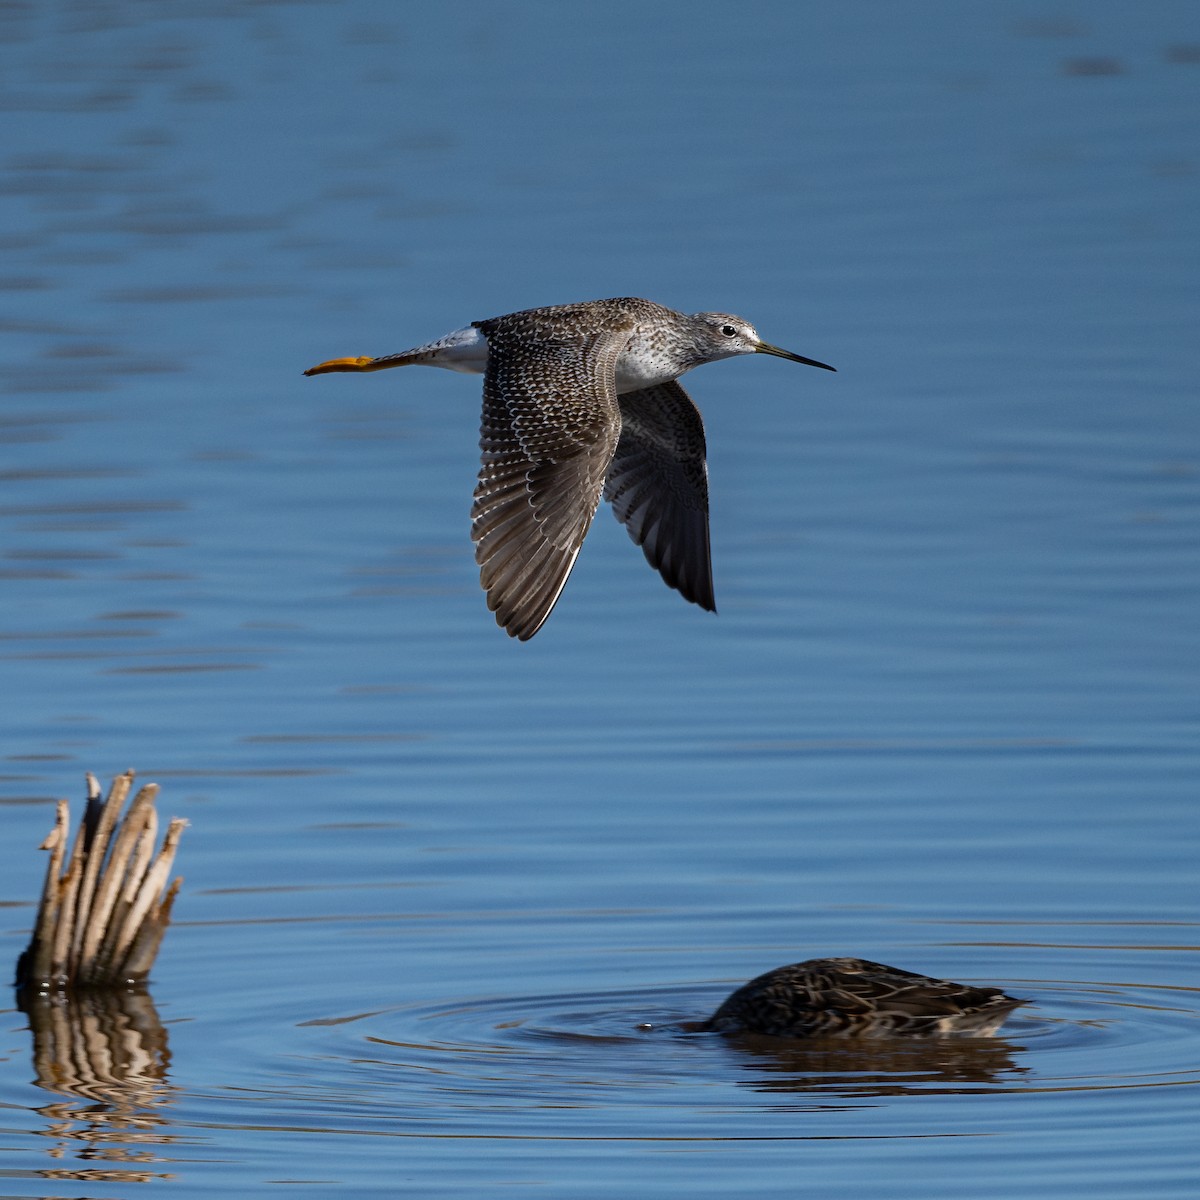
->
[703,957,1024,1039]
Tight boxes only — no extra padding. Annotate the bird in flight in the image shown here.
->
[305,296,834,640]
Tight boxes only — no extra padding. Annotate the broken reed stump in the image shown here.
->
[16,771,186,995]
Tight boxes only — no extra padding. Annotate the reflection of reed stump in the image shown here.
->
[16,771,185,994]
[23,985,173,1108]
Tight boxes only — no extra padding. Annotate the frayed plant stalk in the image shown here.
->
[17,771,186,993]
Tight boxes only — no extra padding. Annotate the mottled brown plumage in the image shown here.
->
[702,957,1023,1039]
[305,297,834,639]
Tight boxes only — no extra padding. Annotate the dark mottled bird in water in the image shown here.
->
[700,958,1024,1038]
[305,297,834,639]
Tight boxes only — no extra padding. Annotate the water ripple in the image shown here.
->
[274,973,1200,1122]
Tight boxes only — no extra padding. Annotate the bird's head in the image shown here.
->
[691,312,836,372]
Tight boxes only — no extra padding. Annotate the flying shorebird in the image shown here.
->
[305,296,835,640]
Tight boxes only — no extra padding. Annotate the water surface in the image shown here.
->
[1,2,1198,1196]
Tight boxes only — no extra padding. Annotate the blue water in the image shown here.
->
[2,2,1198,1196]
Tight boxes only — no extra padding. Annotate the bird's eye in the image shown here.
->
[720,324,737,337]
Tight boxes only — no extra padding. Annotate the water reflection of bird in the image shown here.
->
[725,1031,1026,1095]
[305,297,835,640]
[699,958,1024,1038]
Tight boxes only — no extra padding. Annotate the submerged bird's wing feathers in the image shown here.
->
[604,381,714,612]
[471,314,632,640]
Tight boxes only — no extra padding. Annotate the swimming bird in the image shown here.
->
[699,958,1024,1038]
[304,297,835,640]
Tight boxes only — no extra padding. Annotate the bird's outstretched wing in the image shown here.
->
[471,314,631,640]
[604,381,715,612]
